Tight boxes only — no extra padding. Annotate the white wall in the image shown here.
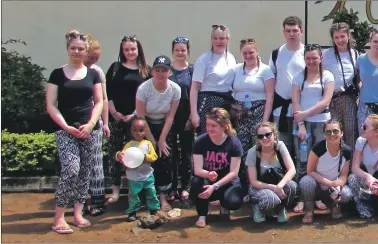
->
[2,1,377,78]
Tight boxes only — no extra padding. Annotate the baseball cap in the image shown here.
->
[152,55,171,70]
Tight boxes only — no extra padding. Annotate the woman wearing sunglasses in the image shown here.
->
[81,34,109,216]
[46,30,103,233]
[106,35,151,204]
[190,24,236,135]
[190,108,244,228]
[356,30,378,133]
[246,122,297,223]
[292,44,335,212]
[322,23,359,151]
[299,119,352,224]
[169,37,194,206]
[231,38,275,189]
[348,114,378,219]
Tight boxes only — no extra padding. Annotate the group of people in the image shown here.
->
[45,15,378,234]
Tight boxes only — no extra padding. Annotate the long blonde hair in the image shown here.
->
[206,107,236,136]
[255,122,280,160]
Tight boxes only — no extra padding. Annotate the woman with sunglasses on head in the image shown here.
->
[322,23,359,151]
[106,35,151,204]
[299,119,352,224]
[292,44,335,213]
[46,30,103,234]
[136,55,181,211]
[81,34,109,216]
[190,24,236,135]
[246,122,297,223]
[169,37,194,206]
[348,114,378,219]
[356,29,378,133]
[190,108,244,228]
[231,38,275,189]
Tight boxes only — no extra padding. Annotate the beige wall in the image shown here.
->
[2,1,377,78]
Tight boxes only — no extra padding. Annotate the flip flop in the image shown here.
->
[315,200,328,210]
[195,219,206,228]
[107,194,119,204]
[73,218,91,228]
[209,200,220,206]
[294,202,304,213]
[181,191,190,201]
[161,203,172,212]
[52,225,73,234]
[302,212,314,224]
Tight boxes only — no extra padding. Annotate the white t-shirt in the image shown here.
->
[292,70,334,122]
[355,137,378,175]
[136,78,181,119]
[269,44,305,117]
[322,48,358,90]
[312,140,352,184]
[232,62,275,101]
[192,51,237,93]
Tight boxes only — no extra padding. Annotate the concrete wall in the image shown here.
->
[2,1,377,78]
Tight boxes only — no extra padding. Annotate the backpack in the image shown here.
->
[256,144,287,185]
[271,48,279,74]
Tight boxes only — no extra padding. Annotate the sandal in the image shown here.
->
[302,212,314,224]
[209,200,220,206]
[168,191,178,201]
[294,202,304,213]
[107,194,119,204]
[52,225,73,234]
[195,218,206,228]
[73,218,91,228]
[315,200,327,210]
[89,207,105,217]
[181,190,190,201]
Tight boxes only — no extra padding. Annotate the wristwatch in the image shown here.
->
[213,183,220,191]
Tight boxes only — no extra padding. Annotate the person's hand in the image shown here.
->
[294,111,308,123]
[331,179,342,188]
[198,185,215,199]
[103,124,111,138]
[207,171,218,182]
[64,126,81,138]
[158,139,171,157]
[112,112,124,122]
[191,113,200,128]
[184,119,194,131]
[77,123,94,139]
[122,114,135,123]
[117,152,129,169]
[274,185,287,199]
[366,174,378,188]
[298,125,307,141]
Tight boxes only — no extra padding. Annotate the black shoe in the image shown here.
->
[150,210,157,215]
[127,212,137,222]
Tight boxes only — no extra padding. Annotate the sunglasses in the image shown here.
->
[324,129,341,136]
[362,124,369,131]
[122,35,137,42]
[305,43,321,50]
[212,24,227,31]
[240,38,256,44]
[174,37,189,43]
[66,33,87,41]
[257,132,273,140]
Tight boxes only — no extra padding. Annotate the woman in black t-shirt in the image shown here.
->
[106,35,151,203]
[46,30,103,234]
[190,108,244,228]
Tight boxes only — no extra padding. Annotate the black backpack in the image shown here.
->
[256,145,287,185]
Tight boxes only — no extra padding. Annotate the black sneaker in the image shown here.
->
[127,212,137,222]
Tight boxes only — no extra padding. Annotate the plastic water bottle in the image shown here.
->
[299,140,308,162]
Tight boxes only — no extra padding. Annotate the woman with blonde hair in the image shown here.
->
[246,122,297,223]
[46,30,103,233]
[190,25,236,135]
[190,108,245,228]
[348,114,378,218]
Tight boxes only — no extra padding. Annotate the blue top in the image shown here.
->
[356,54,378,103]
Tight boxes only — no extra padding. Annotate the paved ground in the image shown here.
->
[1,193,378,243]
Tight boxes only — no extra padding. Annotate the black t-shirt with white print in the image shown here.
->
[311,140,352,181]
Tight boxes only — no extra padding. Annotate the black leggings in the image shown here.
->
[190,176,245,216]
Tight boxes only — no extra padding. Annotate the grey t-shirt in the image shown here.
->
[245,141,289,175]
[355,136,378,175]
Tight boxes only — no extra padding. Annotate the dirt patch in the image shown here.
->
[1,193,377,243]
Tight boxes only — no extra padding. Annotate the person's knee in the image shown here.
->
[299,175,316,189]
[347,174,359,186]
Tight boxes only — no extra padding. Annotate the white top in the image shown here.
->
[232,62,275,101]
[136,78,181,119]
[322,48,358,90]
[355,137,378,175]
[192,51,237,93]
[312,140,351,183]
[269,44,305,117]
[292,69,334,122]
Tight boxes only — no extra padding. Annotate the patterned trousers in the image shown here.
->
[197,92,232,135]
[299,175,352,205]
[249,180,297,211]
[348,174,377,218]
[357,102,376,137]
[55,129,101,208]
[329,94,358,151]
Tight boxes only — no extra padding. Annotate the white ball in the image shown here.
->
[123,147,144,168]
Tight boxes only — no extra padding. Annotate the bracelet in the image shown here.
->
[111,111,118,116]
[89,121,96,126]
